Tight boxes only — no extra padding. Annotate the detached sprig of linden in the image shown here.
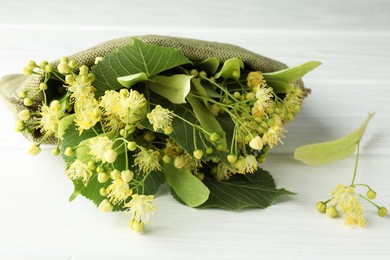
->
[295,113,387,227]
[15,40,319,232]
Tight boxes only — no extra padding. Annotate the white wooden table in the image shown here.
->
[0,0,389,259]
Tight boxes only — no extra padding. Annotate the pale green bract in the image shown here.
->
[294,113,374,166]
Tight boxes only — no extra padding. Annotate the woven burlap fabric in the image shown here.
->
[0,35,306,144]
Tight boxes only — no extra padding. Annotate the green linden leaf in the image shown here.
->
[92,38,190,97]
[186,95,228,151]
[265,79,295,93]
[147,74,193,104]
[195,57,220,75]
[215,58,244,80]
[162,162,210,207]
[57,114,76,140]
[294,113,374,166]
[117,72,148,88]
[194,168,294,210]
[263,61,321,84]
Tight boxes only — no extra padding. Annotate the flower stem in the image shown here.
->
[350,142,360,186]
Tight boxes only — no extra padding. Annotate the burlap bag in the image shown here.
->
[0,35,306,143]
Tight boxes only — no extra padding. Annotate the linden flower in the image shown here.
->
[119,89,147,124]
[234,155,258,174]
[88,136,117,163]
[251,86,273,117]
[125,194,157,225]
[38,104,61,136]
[65,159,92,186]
[106,178,133,205]
[247,71,264,88]
[134,147,162,174]
[263,124,286,148]
[67,74,95,100]
[330,185,366,227]
[249,135,264,150]
[74,96,101,133]
[147,105,173,132]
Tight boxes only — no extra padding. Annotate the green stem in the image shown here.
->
[358,194,380,209]
[350,142,360,186]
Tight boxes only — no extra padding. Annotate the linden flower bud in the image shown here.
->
[15,120,25,131]
[68,60,78,69]
[98,172,109,183]
[39,60,48,70]
[193,149,203,160]
[162,154,171,164]
[100,188,107,196]
[110,169,121,180]
[98,199,113,212]
[19,90,28,98]
[23,98,33,107]
[64,147,74,157]
[39,82,48,90]
[210,132,220,142]
[79,65,89,75]
[18,109,30,121]
[104,149,118,163]
[367,190,377,200]
[52,148,60,156]
[316,201,327,213]
[127,141,137,151]
[28,143,41,156]
[23,66,33,76]
[227,154,238,164]
[45,64,53,73]
[205,147,213,154]
[164,125,173,135]
[121,170,134,183]
[129,220,144,233]
[174,156,186,169]
[249,136,264,150]
[57,61,71,74]
[326,206,338,218]
[378,207,387,217]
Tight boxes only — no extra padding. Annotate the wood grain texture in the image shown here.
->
[0,0,389,259]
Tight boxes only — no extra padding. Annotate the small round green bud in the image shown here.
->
[316,201,327,213]
[378,207,387,217]
[164,125,173,135]
[104,149,117,163]
[57,61,71,74]
[18,109,30,121]
[98,199,113,212]
[64,147,74,156]
[266,118,275,127]
[209,132,220,142]
[367,190,377,200]
[50,100,62,111]
[99,187,107,196]
[96,166,105,173]
[127,141,137,151]
[52,147,61,156]
[28,143,41,156]
[210,104,220,116]
[144,131,156,142]
[232,70,240,80]
[27,60,37,68]
[190,69,198,77]
[15,120,25,131]
[98,172,109,183]
[87,160,96,170]
[19,90,28,98]
[162,154,171,164]
[68,60,78,69]
[39,60,48,70]
[193,149,203,160]
[79,65,89,75]
[60,57,69,62]
[246,92,255,100]
[326,206,338,218]
[23,66,33,76]
[227,154,238,164]
[233,91,241,99]
[24,128,32,135]
[39,82,48,90]
[196,172,205,181]
[88,73,96,82]
[110,169,120,180]
[129,220,144,233]
[205,147,213,155]
[45,64,53,73]
[121,170,134,182]
[198,71,207,78]
[119,129,126,137]
[23,98,33,107]
[65,74,75,85]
